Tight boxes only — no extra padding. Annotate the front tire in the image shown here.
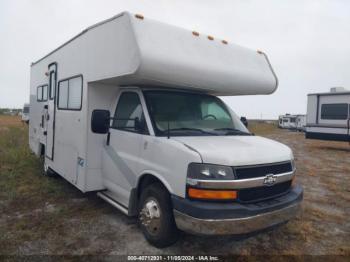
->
[138,183,179,248]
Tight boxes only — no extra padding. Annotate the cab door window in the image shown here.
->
[111,92,148,134]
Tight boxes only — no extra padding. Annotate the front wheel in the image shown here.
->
[138,183,179,248]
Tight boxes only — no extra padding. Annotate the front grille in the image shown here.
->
[233,162,292,180]
[238,181,292,202]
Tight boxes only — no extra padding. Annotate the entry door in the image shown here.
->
[103,91,149,206]
[45,63,57,160]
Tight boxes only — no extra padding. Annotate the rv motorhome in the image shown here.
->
[278,114,297,129]
[306,87,350,142]
[29,12,303,247]
[21,103,30,123]
[279,114,306,131]
[295,115,306,132]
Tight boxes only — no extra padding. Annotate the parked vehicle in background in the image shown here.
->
[240,116,248,127]
[306,87,350,142]
[21,103,30,123]
[295,115,306,132]
[28,12,302,247]
[278,114,306,131]
[278,114,297,129]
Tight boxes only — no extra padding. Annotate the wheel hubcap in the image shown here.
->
[140,198,161,235]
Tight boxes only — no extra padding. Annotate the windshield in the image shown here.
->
[143,90,250,136]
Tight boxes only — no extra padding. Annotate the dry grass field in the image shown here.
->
[0,116,349,259]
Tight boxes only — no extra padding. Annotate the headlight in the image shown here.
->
[187,163,235,180]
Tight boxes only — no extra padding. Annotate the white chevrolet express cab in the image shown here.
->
[29,12,303,247]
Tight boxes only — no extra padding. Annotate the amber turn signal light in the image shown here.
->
[135,14,144,20]
[192,31,200,36]
[188,188,237,200]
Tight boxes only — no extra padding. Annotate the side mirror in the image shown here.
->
[240,116,248,127]
[91,109,110,134]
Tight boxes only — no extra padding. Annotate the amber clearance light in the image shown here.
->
[188,188,237,200]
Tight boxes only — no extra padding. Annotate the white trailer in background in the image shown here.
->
[279,114,306,131]
[295,115,306,131]
[21,103,30,123]
[278,114,297,129]
[306,87,350,142]
[29,12,302,247]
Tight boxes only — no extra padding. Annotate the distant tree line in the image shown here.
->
[0,108,22,115]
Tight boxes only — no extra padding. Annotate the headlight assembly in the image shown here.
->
[187,163,235,180]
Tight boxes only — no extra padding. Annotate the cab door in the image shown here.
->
[45,63,57,160]
[102,90,149,206]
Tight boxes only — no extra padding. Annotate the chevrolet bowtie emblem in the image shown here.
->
[263,174,277,186]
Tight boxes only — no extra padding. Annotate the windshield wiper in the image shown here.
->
[214,127,252,136]
[166,127,218,136]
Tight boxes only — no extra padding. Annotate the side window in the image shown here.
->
[111,92,148,134]
[42,85,48,101]
[37,86,43,101]
[321,103,348,120]
[57,75,83,110]
[58,80,68,109]
[49,71,56,100]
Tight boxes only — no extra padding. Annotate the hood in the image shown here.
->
[173,135,293,166]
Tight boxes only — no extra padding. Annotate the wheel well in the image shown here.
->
[137,174,167,198]
[129,174,168,216]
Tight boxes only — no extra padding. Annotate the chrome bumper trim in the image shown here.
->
[186,171,295,189]
[174,202,301,235]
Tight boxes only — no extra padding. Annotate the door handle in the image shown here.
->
[106,132,111,146]
[43,131,47,136]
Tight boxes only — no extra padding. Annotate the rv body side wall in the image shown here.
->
[85,83,120,191]
[306,93,350,141]
[306,95,318,125]
[29,13,139,192]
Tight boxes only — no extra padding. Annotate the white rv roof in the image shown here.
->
[308,91,350,96]
[32,12,278,96]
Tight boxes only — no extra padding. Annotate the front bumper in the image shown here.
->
[172,184,303,235]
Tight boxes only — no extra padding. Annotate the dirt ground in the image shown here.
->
[0,116,349,258]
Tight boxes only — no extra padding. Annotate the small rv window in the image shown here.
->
[42,85,48,101]
[57,75,82,110]
[37,86,43,101]
[49,71,56,100]
[58,80,69,109]
[68,77,82,109]
[321,103,348,120]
